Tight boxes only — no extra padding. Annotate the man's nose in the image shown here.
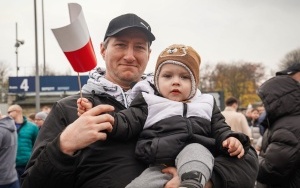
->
[124,47,135,63]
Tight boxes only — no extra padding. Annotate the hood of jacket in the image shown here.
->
[0,116,16,132]
[257,75,300,125]
[81,67,154,108]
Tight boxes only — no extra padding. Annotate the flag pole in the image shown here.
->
[77,72,82,99]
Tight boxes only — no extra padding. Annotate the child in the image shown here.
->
[78,44,250,188]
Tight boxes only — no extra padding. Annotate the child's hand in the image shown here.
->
[222,137,244,158]
[77,97,93,117]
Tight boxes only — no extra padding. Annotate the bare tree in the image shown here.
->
[0,61,10,102]
[279,47,300,70]
[0,61,10,81]
[199,63,215,92]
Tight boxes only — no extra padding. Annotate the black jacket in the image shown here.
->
[257,75,300,188]
[110,91,250,166]
[108,81,259,188]
[21,93,147,188]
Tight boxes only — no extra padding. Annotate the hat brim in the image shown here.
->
[105,26,155,42]
[276,69,295,76]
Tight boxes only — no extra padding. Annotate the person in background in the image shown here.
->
[27,113,36,123]
[34,111,48,129]
[247,108,260,127]
[256,105,265,116]
[256,62,300,188]
[254,105,266,154]
[221,96,252,139]
[78,44,249,188]
[247,108,261,150]
[41,106,51,114]
[7,105,39,183]
[244,107,253,122]
[0,111,20,188]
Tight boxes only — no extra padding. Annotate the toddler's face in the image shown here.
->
[157,63,192,102]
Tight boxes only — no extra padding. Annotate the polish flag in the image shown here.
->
[52,3,97,72]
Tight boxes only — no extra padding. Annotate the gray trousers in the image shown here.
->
[126,143,214,188]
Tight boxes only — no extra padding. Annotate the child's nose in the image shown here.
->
[172,77,180,85]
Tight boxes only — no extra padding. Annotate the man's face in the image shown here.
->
[7,107,19,120]
[251,110,260,120]
[101,28,151,89]
[291,71,300,82]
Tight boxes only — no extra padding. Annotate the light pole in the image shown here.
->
[42,0,46,75]
[14,22,24,77]
[34,0,40,112]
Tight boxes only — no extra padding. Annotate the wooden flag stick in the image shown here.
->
[77,72,82,99]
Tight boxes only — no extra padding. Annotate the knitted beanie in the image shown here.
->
[154,44,201,99]
[35,111,48,121]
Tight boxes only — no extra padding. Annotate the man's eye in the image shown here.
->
[136,45,146,49]
[116,43,125,47]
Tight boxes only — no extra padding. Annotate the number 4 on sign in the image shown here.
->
[20,79,29,91]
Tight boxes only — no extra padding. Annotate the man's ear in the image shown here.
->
[148,48,151,61]
[100,42,105,59]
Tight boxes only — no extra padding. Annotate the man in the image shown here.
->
[22,13,178,188]
[41,105,51,114]
[7,105,39,183]
[22,13,258,188]
[0,111,20,188]
[256,62,300,187]
[221,97,252,138]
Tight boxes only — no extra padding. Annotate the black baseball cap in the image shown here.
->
[276,62,300,76]
[103,13,155,44]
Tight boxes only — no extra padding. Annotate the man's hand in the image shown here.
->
[60,104,115,156]
[162,167,180,188]
[204,179,213,188]
[222,136,245,158]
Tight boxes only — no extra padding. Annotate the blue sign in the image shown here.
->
[9,76,89,93]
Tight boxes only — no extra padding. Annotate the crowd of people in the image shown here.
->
[221,64,300,188]
[0,12,299,188]
[0,105,50,188]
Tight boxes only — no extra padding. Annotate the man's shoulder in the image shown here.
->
[24,121,39,129]
[59,93,81,102]
[222,110,246,118]
[55,93,82,107]
[19,121,39,135]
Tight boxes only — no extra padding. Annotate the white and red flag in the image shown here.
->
[52,3,97,72]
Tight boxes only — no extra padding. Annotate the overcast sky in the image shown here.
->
[1,0,300,77]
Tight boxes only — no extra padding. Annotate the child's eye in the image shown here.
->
[162,74,172,78]
[181,75,191,80]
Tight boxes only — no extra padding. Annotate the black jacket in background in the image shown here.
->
[257,75,300,188]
